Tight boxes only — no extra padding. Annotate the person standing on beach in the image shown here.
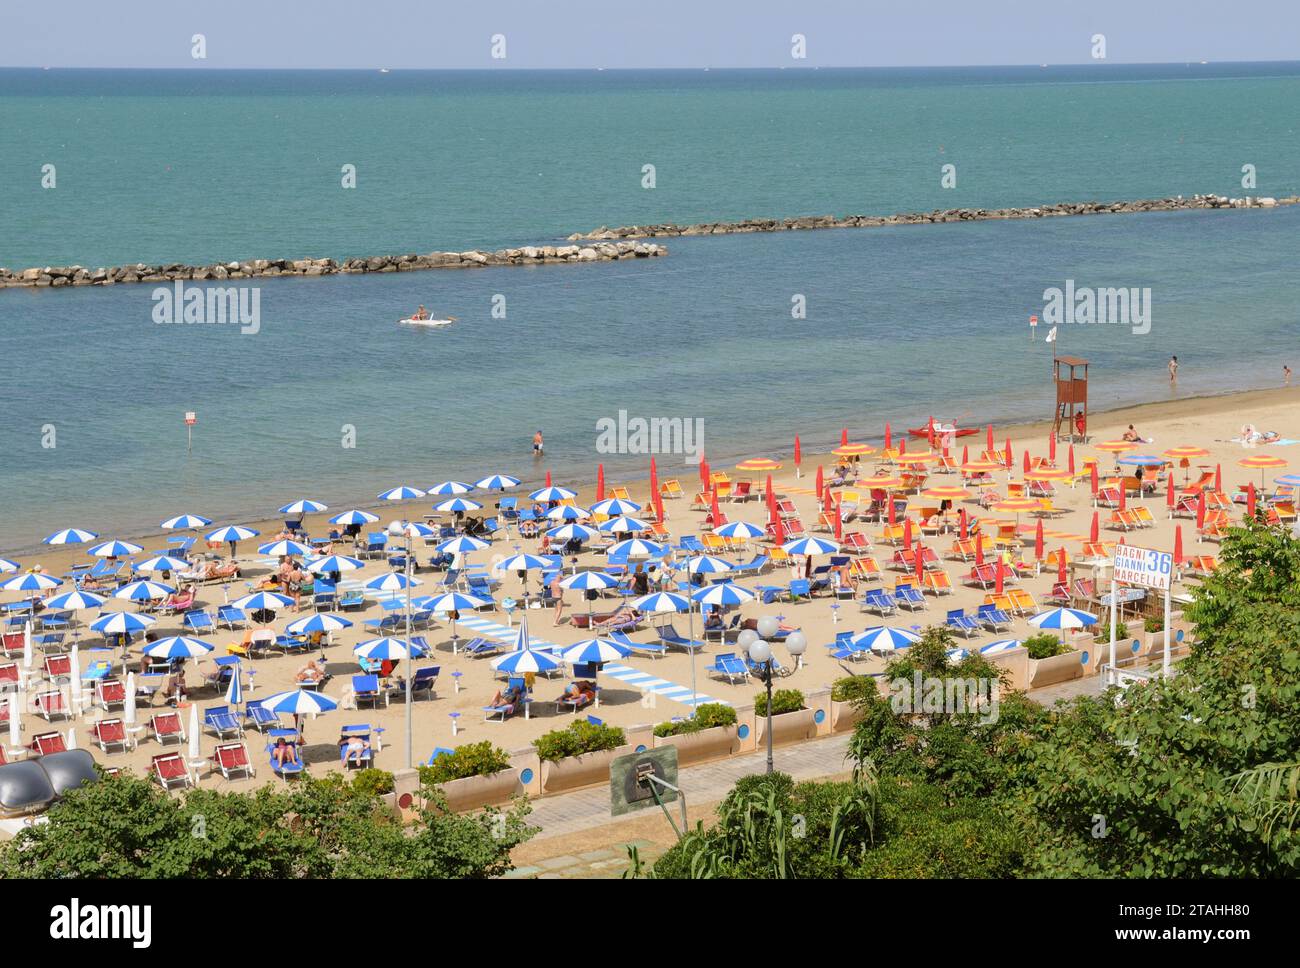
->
[533,430,544,456]
[1168,356,1179,383]
[1285,365,1292,386]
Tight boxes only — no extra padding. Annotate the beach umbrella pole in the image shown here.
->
[405,532,413,769]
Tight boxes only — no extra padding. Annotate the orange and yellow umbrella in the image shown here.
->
[1163,446,1210,460]
[960,460,1001,475]
[1025,467,1074,482]
[736,457,783,472]
[1095,440,1137,453]
[858,474,905,489]
[833,443,877,457]
[921,485,970,500]
[1239,454,1288,487]
[993,497,1043,513]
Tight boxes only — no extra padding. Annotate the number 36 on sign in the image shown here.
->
[1113,544,1173,591]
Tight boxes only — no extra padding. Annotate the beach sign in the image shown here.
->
[184,411,197,425]
[1112,543,1172,591]
[610,746,681,823]
[184,411,197,453]
[1029,314,1038,340]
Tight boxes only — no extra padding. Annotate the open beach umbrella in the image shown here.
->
[259,689,339,716]
[591,497,643,516]
[633,591,690,614]
[389,521,437,540]
[475,474,520,491]
[354,637,414,661]
[1117,455,1164,467]
[736,457,783,471]
[306,554,365,574]
[921,485,970,501]
[259,539,314,558]
[1238,454,1287,488]
[231,591,294,612]
[833,443,875,458]
[42,589,105,612]
[428,481,475,496]
[530,485,578,503]
[547,523,601,544]
[546,504,589,521]
[378,486,426,501]
[206,525,260,556]
[88,539,143,559]
[279,499,328,515]
[144,636,214,660]
[425,591,490,648]
[782,536,840,557]
[4,571,64,593]
[980,640,1021,655]
[161,514,212,530]
[1095,440,1137,455]
[685,555,733,576]
[91,611,156,636]
[690,582,755,608]
[433,497,484,513]
[851,626,920,653]
[114,579,175,602]
[436,535,491,555]
[599,515,650,533]
[562,637,632,665]
[492,613,558,674]
[330,509,380,526]
[363,573,421,595]
[133,554,189,573]
[43,528,98,546]
[945,647,970,662]
[1028,607,1097,631]
[558,571,619,629]
[1274,474,1300,489]
[286,613,353,635]
[499,553,553,572]
[715,520,765,540]
[0,558,19,574]
[606,538,664,558]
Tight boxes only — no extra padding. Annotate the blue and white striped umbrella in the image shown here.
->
[691,582,756,607]
[115,581,175,603]
[979,639,1022,655]
[435,535,490,554]
[286,613,354,635]
[1028,608,1098,631]
[230,591,294,612]
[391,521,438,539]
[499,553,553,572]
[133,554,189,573]
[428,481,475,496]
[591,497,643,516]
[547,523,601,543]
[1116,455,1165,467]
[560,571,620,591]
[306,554,365,574]
[42,590,106,611]
[90,611,157,635]
[206,525,260,544]
[475,474,521,491]
[545,504,589,521]
[2,572,61,592]
[354,637,413,660]
[364,572,422,593]
[1274,474,1300,488]
[685,555,732,574]
[850,626,921,653]
[143,636,214,659]
[160,514,211,530]
[633,591,690,613]
[330,509,380,525]
[562,637,632,664]
[225,667,243,706]
[258,689,338,716]
[782,536,840,557]
[44,528,98,545]
[278,499,328,515]
[945,647,971,662]
[425,592,491,613]
[715,521,765,539]
[606,538,664,558]
[0,558,19,574]
[378,485,426,501]
[433,497,483,513]
[259,539,314,557]
[88,539,144,558]
[529,485,577,502]
[492,647,560,674]
[598,515,650,533]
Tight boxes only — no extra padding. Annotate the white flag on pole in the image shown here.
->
[1045,326,1058,344]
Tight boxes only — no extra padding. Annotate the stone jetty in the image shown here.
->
[0,241,667,290]
[567,194,1298,241]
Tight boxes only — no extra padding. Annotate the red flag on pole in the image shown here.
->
[1196,489,1206,529]
[1090,510,1099,542]
[1173,526,1184,564]
[815,464,824,501]
[596,464,605,501]
[1034,519,1044,560]
[903,516,913,551]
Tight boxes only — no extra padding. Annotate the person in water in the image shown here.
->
[412,305,428,321]
[533,430,544,455]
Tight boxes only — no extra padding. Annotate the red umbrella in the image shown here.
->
[794,435,802,472]
[840,427,849,447]
[1034,519,1044,560]
[1173,526,1184,565]
[1214,463,1222,492]
[1090,510,1099,542]
[822,483,833,514]
[709,488,721,524]
[899,438,907,456]
[1056,547,1068,585]
[887,495,897,526]
[903,517,913,551]
[815,464,824,501]
[772,515,785,545]
[884,423,892,451]
[986,424,994,452]
[995,557,1005,595]
[915,544,925,584]
[765,474,776,516]
[653,487,665,524]
[1166,474,1175,510]
[596,464,605,502]
[1196,489,1206,528]
[1090,462,1099,495]
[961,443,969,464]
[1004,438,1012,467]
[833,495,843,542]
[649,457,658,499]
[975,535,985,565]
[1247,483,1257,517]
[545,469,552,487]
[1119,481,1127,511]
[1068,444,1076,475]
[700,458,710,489]
[959,507,969,539]
[1023,449,1031,474]
[1049,434,1057,463]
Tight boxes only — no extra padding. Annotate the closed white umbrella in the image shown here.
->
[66,727,77,750]
[69,642,83,711]
[8,686,21,753]
[124,672,137,727]
[22,621,33,672]
[188,704,201,763]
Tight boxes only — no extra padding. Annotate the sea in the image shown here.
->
[1,63,1298,552]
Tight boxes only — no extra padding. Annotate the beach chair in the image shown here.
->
[976,602,1012,632]
[91,718,131,753]
[946,609,979,638]
[658,624,706,653]
[427,746,455,766]
[95,677,127,711]
[266,731,306,780]
[1094,487,1122,509]
[338,725,376,770]
[1131,506,1157,528]
[1007,588,1037,616]
[922,570,953,596]
[849,557,882,584]
[1184,555,1218,577]
[410,666,440,701]
[338,589,365,611]
[213,741,255,780]
[965,563,997,589]
[361,533,388,559]
[556,681,597,714]
[216,604,246,631]
[152,753,193,791]
[706,652,749,684]
[352,674,389,709]
[861,588,897,616]
[892,582,927,611]
[204,704,244,739]
[787,578,812,601]
[43,653,72,685]
[183,610,216,635]
[35,689,70,722]
[0,660,21,694]
[243,701,279,732]
[30,731,67,756]
[484,677,529,722]
[462,636,505,658]
[149,711,185,746]
[660,479,684,500]
[610,631,667,659]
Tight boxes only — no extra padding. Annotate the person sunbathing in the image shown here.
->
[488,684,523,708]
[295,658,327,685]
[273,738,299,767]
[596,604,640,631]
[561,681,595,704]
[341,735,371,765]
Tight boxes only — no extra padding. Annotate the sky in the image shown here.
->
[1,0,1297,69]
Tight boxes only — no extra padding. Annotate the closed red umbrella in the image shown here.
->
[1090,463,1099,495]
[1004,438,1012,467]
[903,516,913,551]
[1068,444,1076,475]
[975,535,985,565]
[822,483,833,514]
[794,436,802,474]
[1119,481,1127,511]
[840,427,849,447]
[1196,489,1206,528]
[986,424,994,452]
[1056,547,1068,585]
[765,474,776,516]
[654,486,665,524]
[884,423,892,451]
[1166,473,1175,510]
[649,457,658,500]
[545,469,552,487]
[959,507,969,539]
[772,514,785,545]
[898,438,907,456]
[710,488,721,524]
[1049,433,1056,463]
[888,494,897,525]
[1173,526,1184,565]
[1023,449,1031,474]
[961,443,969,464]
[915,544,925,584]
[1034,519,1044,560]
[700,458,710,489]
[995,557,1005,595]
[815,464,824,501]
[1247,483,1257,517]
[1214,463,1222,492]
[833,495,843,542]
[1090,510,1099,543]
[596,464,605,502]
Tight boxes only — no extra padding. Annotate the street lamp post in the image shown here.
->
[741,620,808,775]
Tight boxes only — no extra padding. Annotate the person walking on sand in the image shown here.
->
[1168,356,1179,384]
[533,430,544,456]
[549,569,565,625]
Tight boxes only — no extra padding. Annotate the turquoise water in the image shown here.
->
[1,65,1299,552]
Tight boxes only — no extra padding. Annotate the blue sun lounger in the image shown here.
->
[706,652,749,684]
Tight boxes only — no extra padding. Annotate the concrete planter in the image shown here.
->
[754,708,817,747]
[540,744,633,795]
[653,725,739,766]
[1027,649,1084,689]
[829,699,864,733]
[437,770,522,812]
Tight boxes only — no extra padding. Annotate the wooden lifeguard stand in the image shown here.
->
[1053,356,1089,441]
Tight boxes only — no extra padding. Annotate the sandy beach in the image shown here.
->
[4,381,1297,787]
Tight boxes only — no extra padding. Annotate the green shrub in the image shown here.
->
[349,769,395,796]
[754,688,805,716]
[832,676,878,704]
[1023,633,1069,660]
[418,741,512,785]
[534,720,626,762]
[1144,615,1164,633]
[1096,621,1129,642]
[653,703,738,737]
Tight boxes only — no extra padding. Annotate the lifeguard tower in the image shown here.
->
[1053,356,1089,441]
